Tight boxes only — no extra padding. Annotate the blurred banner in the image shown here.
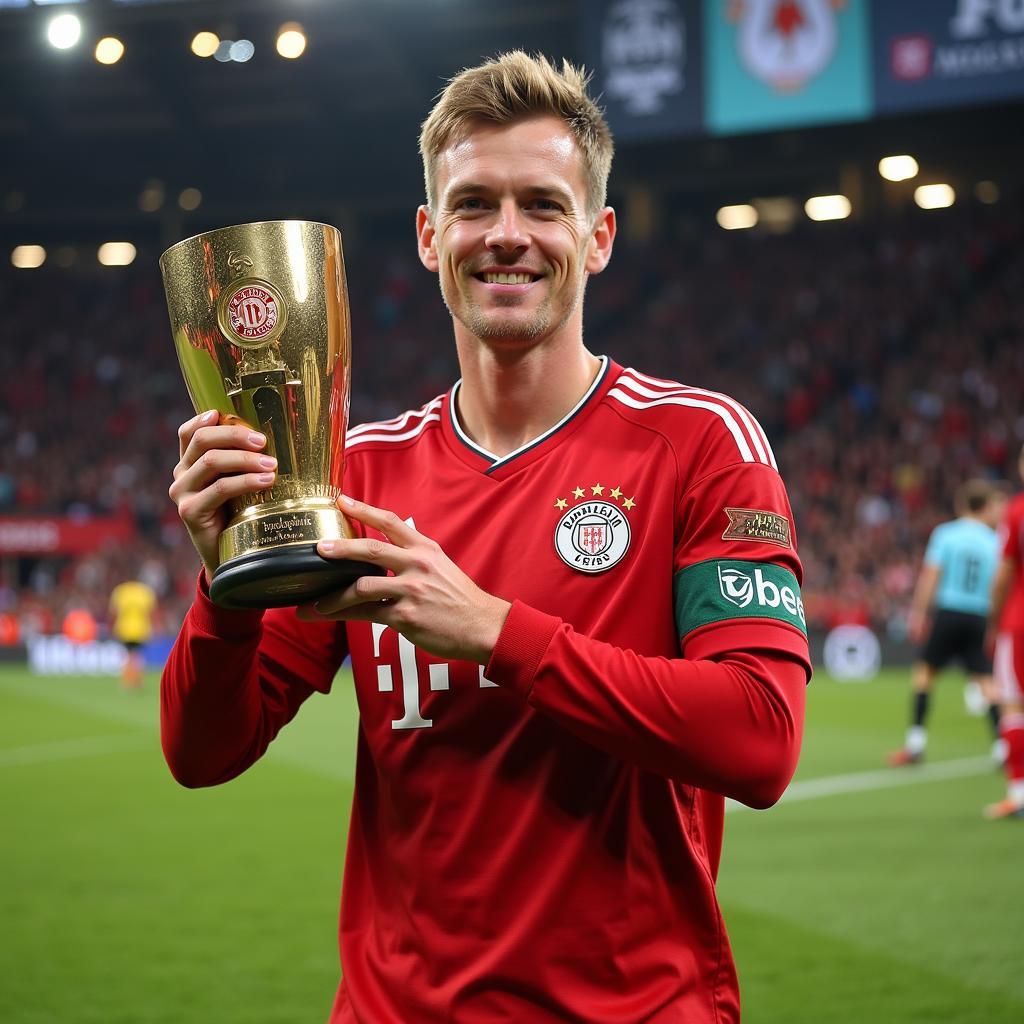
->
[0,516,136,555]
[704,0,872,134]
[583,0,704,141]
[873,0,1024,114]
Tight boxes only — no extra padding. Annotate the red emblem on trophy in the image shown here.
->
[226,284,280,341]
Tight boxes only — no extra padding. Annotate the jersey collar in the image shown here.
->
[443,356,616,479]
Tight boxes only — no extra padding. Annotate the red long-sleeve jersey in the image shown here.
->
[163,359,811,1023]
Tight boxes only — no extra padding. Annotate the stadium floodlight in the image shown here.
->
[229,40,254,63]
[716,204,758,230]
[191,31,219,58]
[178,188,202,211]
[276,23,306,59]
[95,37,124,65]
[914,184,955,210]
[878,155,919,182]
[47,13,81,49]
[975,180,1000,204]
[138,180,164,212]
[97,242,136,266]
[214,40,233,62]
[11,245,46,269]
[805,195,852,222]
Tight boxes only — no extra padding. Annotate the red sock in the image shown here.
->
[1001,713,1024,795]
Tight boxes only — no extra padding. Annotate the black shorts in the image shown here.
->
[121,640,143,652]
[921,609,991,675]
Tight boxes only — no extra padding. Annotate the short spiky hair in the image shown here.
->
[419,51,614,223]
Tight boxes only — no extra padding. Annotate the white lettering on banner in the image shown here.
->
[370,626,500,729]
[28,637,127,676]
[0,521,60,552]
[951,0,1024,39]
[934,36,1024,74]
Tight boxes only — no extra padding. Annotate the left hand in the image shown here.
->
[296,495,512,665]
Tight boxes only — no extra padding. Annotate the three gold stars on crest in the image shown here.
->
[554,485,636,511]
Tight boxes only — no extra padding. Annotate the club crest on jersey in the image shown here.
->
[552,483,635,574]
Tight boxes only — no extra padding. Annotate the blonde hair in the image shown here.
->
[419,51,614,223]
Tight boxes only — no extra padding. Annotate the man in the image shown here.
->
[889,480,1006,767]
[109,577,157,690]
[163,53,810,1023]
[985,445,1024,819]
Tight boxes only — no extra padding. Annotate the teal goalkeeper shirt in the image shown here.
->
[924,517,1000,616]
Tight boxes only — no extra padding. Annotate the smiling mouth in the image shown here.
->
[474,272,542,285]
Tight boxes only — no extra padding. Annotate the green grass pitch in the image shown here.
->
[2,663,1022,1023]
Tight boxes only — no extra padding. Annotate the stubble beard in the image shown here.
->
[439,274,580,345]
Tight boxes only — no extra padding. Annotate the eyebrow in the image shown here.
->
[444,183,579,211]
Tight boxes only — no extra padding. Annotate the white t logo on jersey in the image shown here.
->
[371,623,497,731]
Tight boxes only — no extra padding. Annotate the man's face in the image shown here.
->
[417,116,614,349]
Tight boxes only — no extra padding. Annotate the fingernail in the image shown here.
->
[256,473,275,485]
[258,456,277,469]
[202,410,217,424]
[340,494,355,507]
[319,540,337,554]
[249,432,266,447]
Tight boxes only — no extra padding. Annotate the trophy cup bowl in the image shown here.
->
[160,220,383,609]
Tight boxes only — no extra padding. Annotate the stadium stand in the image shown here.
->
[2,201,1021,643]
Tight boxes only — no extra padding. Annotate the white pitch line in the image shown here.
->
[0,733,151,768]
[726,755,994,813]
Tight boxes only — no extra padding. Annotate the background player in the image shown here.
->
[889,480,1006,766]
[109,577,157,690]
[985,445,1024,819]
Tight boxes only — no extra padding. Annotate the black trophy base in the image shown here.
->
[209,544,385,610]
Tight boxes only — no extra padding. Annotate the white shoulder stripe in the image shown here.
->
[607,386,756,463]
[346,413,441,449]
[347,396,444,441]
[618,370,777,470]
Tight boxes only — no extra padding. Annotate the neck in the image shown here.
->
[452,330,602,459]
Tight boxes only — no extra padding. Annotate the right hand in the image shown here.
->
[169,410,277,583]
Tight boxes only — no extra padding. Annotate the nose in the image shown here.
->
[484,200,528,255]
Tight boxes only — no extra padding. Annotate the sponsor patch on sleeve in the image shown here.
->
[674,559,807,638]
[722,507,792,549]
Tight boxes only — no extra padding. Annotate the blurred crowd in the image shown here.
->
[1,201,1021,641]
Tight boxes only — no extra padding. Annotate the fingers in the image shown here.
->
[338,495,421,546]
[299,573,403,620]
[176,422,269,478]
[316,536,415,574]
[178,409,219,460]
[171,448,277,499]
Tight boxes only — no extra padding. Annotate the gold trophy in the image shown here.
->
[160,220,382,609]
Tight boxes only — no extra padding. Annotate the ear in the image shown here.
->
[416,206,439,273]
[584,207,616,275]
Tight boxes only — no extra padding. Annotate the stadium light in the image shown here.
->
[878,155,919,182]
[716,204,757,230]
[137,180,164,213]
[95,37,124,65]
[47,13,81,50]
[98,242,136,267]
[277,23,307,59]
[229,40,255,63]
[191,31,219,58]
[214,40,233,63]
[178,188,202,211]
[11,245,46,269]
[975,180,1000,204]
[805,195,852,222]
[914,184,955,210]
